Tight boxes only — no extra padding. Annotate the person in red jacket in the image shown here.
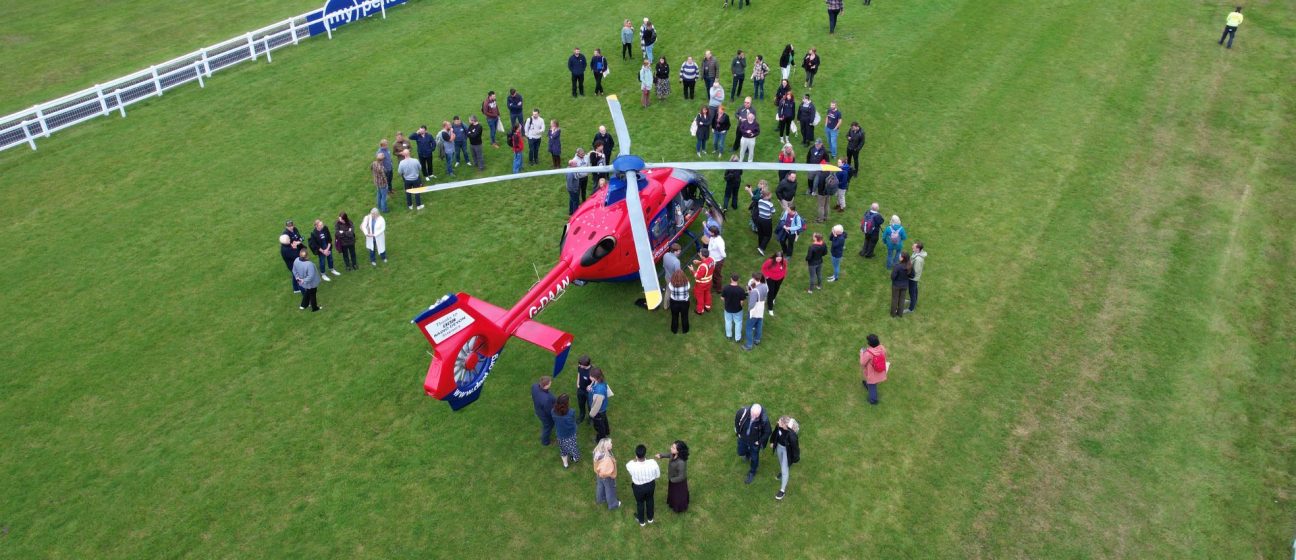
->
[509,124,525,173]
[760,252,788,316]
[689,248,715,314]
[859,334,888,405]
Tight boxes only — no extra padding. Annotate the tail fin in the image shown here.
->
[412,293,573,411]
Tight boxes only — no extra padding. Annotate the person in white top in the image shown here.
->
[625,444,660,527]
[360,208,386,265]
[523,109,545,166]
[706,225,726,294]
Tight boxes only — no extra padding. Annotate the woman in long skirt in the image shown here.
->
[655,440,690,512]
[654,57,672,99]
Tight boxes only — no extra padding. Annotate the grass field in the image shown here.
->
[1,0,1293,558]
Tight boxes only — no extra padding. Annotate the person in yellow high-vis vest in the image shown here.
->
[1218,7,1243,49]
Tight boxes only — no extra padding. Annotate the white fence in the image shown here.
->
[0,3,396,153]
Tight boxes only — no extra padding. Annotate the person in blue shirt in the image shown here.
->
[588,368,612,443]
[834,158,851,211]
[410,125,437,180]
[828,224,847,281]
[450,117,469,166]
[590,49,608,96]
[883,215,907,270]
[552,394,580,468]
[777,205,804,256]
[824,101,843,158]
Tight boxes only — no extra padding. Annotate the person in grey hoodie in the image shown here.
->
[730,50,747,99]
[292,248,322,311]
[907,242,927,313]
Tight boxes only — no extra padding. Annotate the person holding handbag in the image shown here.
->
[777,204,804,257]
[592,438,621,510]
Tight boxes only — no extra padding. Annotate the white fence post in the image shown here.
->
[33,106,49,137]
[95,85,109,116]
[22,119,37,150]
[247,32,257,61]
[194,62,206,88]
[151,65,163,97]
[115,89,127,117]
[289,17,300,45]
[200,48,212,78]
[381,1,387,19]
[264,36,273,63]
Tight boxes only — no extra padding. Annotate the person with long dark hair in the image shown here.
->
[693,105,712,156]
[890,252,911,317]
[654,56,671,99]
[776,91,795,145]
[553,394,580,468]
[588,368,612,443]
[668,269,692,334]
[655,440,691,512]
[334,212,357,271]
[778,44,795,81]
[761,252,788,316]
[860,334,888,405]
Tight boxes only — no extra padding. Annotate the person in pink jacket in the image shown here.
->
[859,334,888,405]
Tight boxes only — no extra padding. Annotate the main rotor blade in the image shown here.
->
[605,95,632,157]
[406,166,614,194]
[647,161,841,173]
[621,170,662,310]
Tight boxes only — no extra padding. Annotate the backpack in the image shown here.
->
[824,172,839,196]
[872,350,887,374]
[861,212,877,234]
[888,226,901,246]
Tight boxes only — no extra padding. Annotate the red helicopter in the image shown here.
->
[409,96,839,410]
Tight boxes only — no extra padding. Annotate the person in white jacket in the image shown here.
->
[361,208,387,266]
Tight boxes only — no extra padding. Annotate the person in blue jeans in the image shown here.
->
[883,215,907,269]
[720,274,745,342]
[451,117,469,166]
[439,123,456,177]
[828,224,846,281]
[824,101,842,158]
[509,124,524,174]
[742,275,767,351]
[734,403,771,484]
[531,376,556,446]
[711,105,730,157]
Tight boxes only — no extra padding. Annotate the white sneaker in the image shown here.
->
[827,276,836,282]
[371,262,377,267]
[455,161,460,167]
[407,205,413,210]
[697,151,701,157]
[417,204,425,210]
[757,248,765,256]
[768,309,775,316]
[331,269,341,276]
[321,275,331,282]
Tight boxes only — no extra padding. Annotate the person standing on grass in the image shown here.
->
[805,232,827,292]
[694,106,713,156]
[639,59,655,108]
[481,91,501,147]
[884,215,907,269]
[571,147,590,202]
[654,441,690,513]
[627,444,660,527]
[681,56,700,101]
[392,132,410,164]
[467,116,485,171]
[593,438,622,511]
[524,109,545,166]
[593,125,615,159]
[908,241,926,313]
[700,50,718,90]
[776,91,796,144]
[668,269,692,334]
[706,226,727,294]
[751,54,770,101]
[859,202,883,257]
[890,252,911,317]
[720,274,746,342]
[308,219,338,281]
[777,143,797,183]
[568,47,587,98]
[591,48,608,96]
[411,125,436,180]
[828,224,847,281]
[509,123,525,173]
[566,160,583,215]
[826,0,844,34]
[361,208,387,265]
[376,139,393,192]
[688,248,714,315]
[654,56,672,100]
[708,81,727,111]
[738,111,760,163]
[293,248,322,312]
[531,376,556,446]
[589,368,613,443]
[860,334,888,404]
[575,355,593,422]
[778,204,804,257]
[641,19,657,63]
[397,149,423,210]
[438,122,457,178]
[776,171,798,210]
[712,104,731,157]
[548,120,563,168]
[760,252,787,316]
[824,101,843,158]
[451,116,469,167]
[834,158,851,211]
[845,121,865,178]
[371,152,389,213]
[730,50,747,98]
[279,234,301,294]
[734,403,772,483]
[771,416,801,500]
[621,19,635,60]
[797,94,818,147]
[778,44,796,81]
[722,158,742,208]
[1219,7,1243,49]
[751,184,776,254]
[734,97,757,153]
[802,48,821,89]
[553,394,580,468]
[590,141,609,186]
[662,242,682,291]
[334,212,356,272]
[742,274,768,351]
[506,88,525,129]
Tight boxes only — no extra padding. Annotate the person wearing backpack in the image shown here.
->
[771,416,800,500]
[883,215,907,269]
[818,160,839,223]
[859,203,884,257]
[860,334,888,405]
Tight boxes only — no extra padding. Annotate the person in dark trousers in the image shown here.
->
[574,355,593,422]
[621,19,635,60]
[826,0,844,33]
[724,160,743,209]
[749,184,776,254]
[694,105,713,156]
[908,241,926,313]
[625,444,660,527]
[801,48,821,89]
[734,403,772,484]
[568,47,587,97]
[860,334,888,404]
[466,116,485,170]
[292,248,322,311]
[531,376,556,446]
[1219,6,1243,48]
[859,202,884,257]
[481,91,501,147]
[797,94,817,147]
[778,204,804,257]
[667,269,691,334]
[451,116,469,166]
[308,219,339,280]
[701,50,719,90]
[279,233,301,293]
[411,126,436,180]
[506,88,524,129]
[730,50,747,98]
[680,56,700,100]
[593,125,615,158]
[776,91,796,144]
[588,368,612,443]
[591,48,608,95]
[334,212,357,271]
[890,252,911,317]
[524,109,545,166]
[805,232,827,292]
[846,121,865,178]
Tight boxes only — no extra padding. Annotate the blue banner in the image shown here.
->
[307,0,407,37]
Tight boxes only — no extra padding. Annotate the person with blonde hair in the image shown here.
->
[360,208,386,265]
[592,438,621,510]
[883,214,907,269]
[770,416,800,500]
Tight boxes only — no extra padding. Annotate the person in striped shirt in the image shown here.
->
[680,56,700,100]
[667,269,691,334]
[747,182,776,255]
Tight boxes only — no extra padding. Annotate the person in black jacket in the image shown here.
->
[723,158,742,209]
[711,105,732,158]
[775,172,798,211]
[592,125,615,157]
[590,48,608,96]
[845,121,865,178]
[279,233,302,293]
[734,403,772,484]
[801,48,821,89]
[771,416,800,500]
[568,48,587,97]
[694,105,713,157]
[308,219,339,280]
[805,232,827,291]
[466,116,485,171]
[778,44,796,81]
[796,94,817,147]
[334,212,357,271]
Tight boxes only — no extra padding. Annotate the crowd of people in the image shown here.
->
[277,210,387,312]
